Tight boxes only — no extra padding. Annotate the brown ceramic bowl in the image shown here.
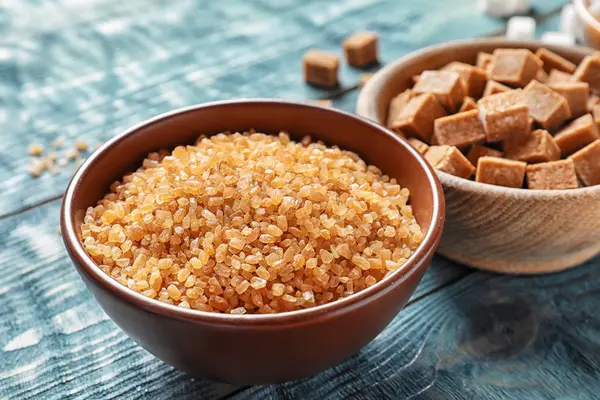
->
[60,99,444,384]
[575,0,600,49]
[357,39,600,274]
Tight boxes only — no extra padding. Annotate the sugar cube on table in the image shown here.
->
[477,0,531,18]
[506,16,536,40]
[540,32,576,47]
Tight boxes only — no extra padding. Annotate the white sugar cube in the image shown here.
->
[560,4,584,43]
[541,31,576,46]
[506,16,536,40]
[477,0,531,18]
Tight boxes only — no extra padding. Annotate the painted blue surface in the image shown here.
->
[2,0,599,399]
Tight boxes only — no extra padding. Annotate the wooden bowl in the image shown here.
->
[356,39,600,274]
[575,0,600,49]
[60,99,445,384]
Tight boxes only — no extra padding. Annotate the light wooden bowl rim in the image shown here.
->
[357,38,600,199]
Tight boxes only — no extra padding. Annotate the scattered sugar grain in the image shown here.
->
[28,143,44,156]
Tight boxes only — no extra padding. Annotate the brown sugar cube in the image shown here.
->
[535,69,549,84]
[526,159,579,190]
[589,94,600,112]
[386,89,412,127]
[342,31,378,68]
[432,110,486,147]
[554,113,600,155]
[523,80,571,131]
[535,48,577,74]
[466,145,503,166]
[413,70,467,112]
[504,129,560,163]
[489,49,541,87]
[549,82,590,118]
[425,145,475,179]
[303,49,339,88]
[390,93,447,142]
[547,69,573,84]
[573,55,600,92]
[406,137,429,155]
[593,105,600,129]
[476,157,526,188]
[568,139,600,186]
[359,73,373,88]
[443,62,488,98]
[482,80,510,97]
[477,89,530,142]
[459,97,478,112]
[476,52,493,72]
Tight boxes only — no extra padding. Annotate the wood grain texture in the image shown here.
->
[438,172,600,273]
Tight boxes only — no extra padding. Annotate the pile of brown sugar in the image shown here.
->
[387,48,600,190]
[80,132,424,314]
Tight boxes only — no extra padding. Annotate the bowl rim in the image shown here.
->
[575,0,600,33]
[356,37,600,198]
[61,99,445,327]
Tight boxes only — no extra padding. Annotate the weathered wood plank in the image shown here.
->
[0,0,565,216]
[236,255,600,399]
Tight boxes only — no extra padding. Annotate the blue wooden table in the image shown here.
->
[1,0,598,399]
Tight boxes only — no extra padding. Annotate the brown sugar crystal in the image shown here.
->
[413,70,466,112]
[425,145,475,178]
[504,129,560,163]
[406,137,429,155]
[573,55,600,92]
[432,109,486,147]
[466,145,503,166]
[443,62,488,98]
[386,89,412,127]
[476,52,493,71]
[488,49,541,88]
[342,31,378,68]
[526,159,579,190]
[390,93,447,142]
[554,113,600,155]
[535,48,577,74]
[477,89,530,142]
[459,97,478,112]
[523,80,571,131]
[482,80,510,97]
[476,157,526,188]
[569,139,600,186]
[547,69,573,84]
[549,82,590,118]
[303,49,339,88]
